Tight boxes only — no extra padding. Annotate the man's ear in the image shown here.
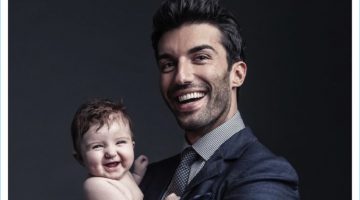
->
[73,152,84,166]
[133,141,135,148]
[230,61,247,88]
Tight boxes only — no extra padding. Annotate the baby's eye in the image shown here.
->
[92,144,103,150]
[116,140,127,145]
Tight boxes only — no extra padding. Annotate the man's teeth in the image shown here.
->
[178,92,205,102]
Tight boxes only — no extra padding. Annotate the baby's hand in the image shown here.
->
[132,155,149,185]
[164,193,180,200]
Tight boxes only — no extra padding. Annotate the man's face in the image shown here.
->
[157,23,242,137]
[80,114,134,180]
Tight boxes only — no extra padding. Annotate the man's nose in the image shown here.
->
[174,59,193,84]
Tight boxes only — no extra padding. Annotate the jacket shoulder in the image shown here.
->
[242,143,298,182]
[222,130,300,199]
[221,128,298,184]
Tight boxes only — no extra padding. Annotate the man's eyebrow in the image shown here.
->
[188,44,217,54]
[157,45,217,60]
[157,53,174,61]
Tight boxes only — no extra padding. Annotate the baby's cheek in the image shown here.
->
[85,156,99,166]
[123,150,135,169]
[88,160,100,169]
[87,164,102,177]
[84,157,102,173]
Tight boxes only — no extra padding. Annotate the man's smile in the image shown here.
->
[177,92,206,104]
[170,89,208,113]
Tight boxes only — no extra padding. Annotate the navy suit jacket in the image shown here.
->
[140,127,300,200]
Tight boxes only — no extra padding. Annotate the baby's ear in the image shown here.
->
[132,141,135,147]
[73,152,84,166]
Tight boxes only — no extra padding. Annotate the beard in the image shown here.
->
[170,73,232,134]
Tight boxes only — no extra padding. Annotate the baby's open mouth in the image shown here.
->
[104,162,120,168]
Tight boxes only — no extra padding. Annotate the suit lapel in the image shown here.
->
[185,157,224,190]
[182,128,257,197]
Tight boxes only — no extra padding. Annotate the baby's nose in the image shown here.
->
[104,148,117,159]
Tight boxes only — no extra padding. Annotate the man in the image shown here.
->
[139,0,300,199]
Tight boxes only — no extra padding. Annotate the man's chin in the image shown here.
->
[176,117,204,132]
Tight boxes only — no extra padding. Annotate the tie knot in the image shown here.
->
[181,147,198,165]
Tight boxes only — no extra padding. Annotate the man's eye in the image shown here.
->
[193,54,210,63]
[159,61,176,73]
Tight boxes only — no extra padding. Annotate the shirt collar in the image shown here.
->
[184,111,245,161]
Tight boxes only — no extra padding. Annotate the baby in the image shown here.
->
[71,98,148,200]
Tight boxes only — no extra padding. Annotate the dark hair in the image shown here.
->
[71,98,133,161]
[152,0,246,69]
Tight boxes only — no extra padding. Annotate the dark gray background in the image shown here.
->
[9,0,351,199]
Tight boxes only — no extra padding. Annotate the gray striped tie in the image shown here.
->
[167,147,199,196]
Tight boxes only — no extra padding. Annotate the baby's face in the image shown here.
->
[80,114,134,180]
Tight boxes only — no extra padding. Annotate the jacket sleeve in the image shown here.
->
[223,178,300,200]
